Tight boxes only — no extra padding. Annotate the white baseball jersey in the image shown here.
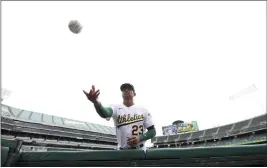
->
[106,104,154,149]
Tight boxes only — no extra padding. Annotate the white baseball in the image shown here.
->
[68,20,82,34]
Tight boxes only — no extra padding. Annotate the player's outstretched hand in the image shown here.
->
[83,85,100,104]
[127,135,141,147]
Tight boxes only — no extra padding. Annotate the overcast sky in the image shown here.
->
[2,1,266,136]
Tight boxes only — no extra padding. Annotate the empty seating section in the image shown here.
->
[1,116,117,150]
[3,104,267,153]
[217,124,233,134]
[203,128,218,138]
[232,119,250,131]
[244,125,263,132]
[1,117,14,124]
[168,135,179,142]
[1,107,117,149]
[157,136,168,143]
[1,123,13,130]
[191,130,204,140]
[178,133,191,141]
[6,105,116,137]
[250,115,267,127]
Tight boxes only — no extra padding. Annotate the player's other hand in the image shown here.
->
[83,85,100,104]
[127,135,140,147]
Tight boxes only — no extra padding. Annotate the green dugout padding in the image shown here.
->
[17,144,267,162]
[1,139,19,149]
[1,147,9,166]
[19,149,146,161]
[1,137,265,166]
[146,144,267,159]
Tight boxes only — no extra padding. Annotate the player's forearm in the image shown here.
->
[140,127,156,142]
[94,102,113,118]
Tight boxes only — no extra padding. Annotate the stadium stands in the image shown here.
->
[202,127,218,140]
[152,113,267,149]
[230,119,250,135]
[190,130,204,140]
[2,103,266,157]
[215,124,234,138]
[168,134,179,143]
[178,132,191,141]
[250,114,266,127]
[1,104,118,151]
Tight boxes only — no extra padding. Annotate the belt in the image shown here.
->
[120,144,144,150]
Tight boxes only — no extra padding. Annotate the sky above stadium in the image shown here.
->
[2,1,266,138]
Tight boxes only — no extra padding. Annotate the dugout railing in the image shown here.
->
[1,139,267,167]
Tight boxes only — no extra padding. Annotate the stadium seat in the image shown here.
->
[178,133,191,141]
[190,130,204,140]
[157,136,168,143]
[168,135,179,142]
[250,115,267,127]
[202,128,218,139]
[216,124,233,137]
[232,119,250,132]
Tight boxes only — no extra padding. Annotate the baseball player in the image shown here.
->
[83,83,156,150]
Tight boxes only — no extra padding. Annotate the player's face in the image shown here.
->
[122,88,135,100]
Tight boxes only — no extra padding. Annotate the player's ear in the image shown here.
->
[134,92,136,96]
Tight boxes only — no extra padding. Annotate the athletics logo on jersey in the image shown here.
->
[117,114,144,128]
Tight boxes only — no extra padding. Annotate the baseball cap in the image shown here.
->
[120,83,136,94]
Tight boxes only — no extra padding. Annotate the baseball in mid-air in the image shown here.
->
[68,20,82,34]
